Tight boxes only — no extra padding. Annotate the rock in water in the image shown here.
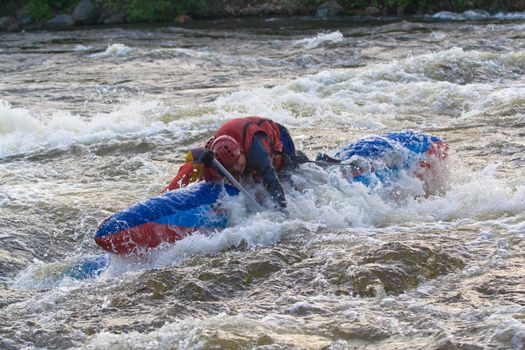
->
[104,12,126,25]
[48,15,75,27]
[316,1,343,18]
[73,0,98,24]
[0,16,20,31]
[350,242,465,297]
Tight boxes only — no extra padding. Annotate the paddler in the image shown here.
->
[163,116,308,211]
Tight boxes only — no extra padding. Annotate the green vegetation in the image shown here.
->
[128,0,207,22]
[2,0,525,25]
[298,0,525,14]
[1,0,207,22]
[25,0,52,21]
[25,0,76,21]
[375,0,470,13]
[366,0,525,14]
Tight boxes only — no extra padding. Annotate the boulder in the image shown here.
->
[0,16,15,31]
[48,14,75,27]
[350,242,465,297]
[316,1,343,18]
[364,6,381,16]
[104,12,126,25]
[73,0,98,24]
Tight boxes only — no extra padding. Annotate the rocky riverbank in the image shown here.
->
[1,0,525,32]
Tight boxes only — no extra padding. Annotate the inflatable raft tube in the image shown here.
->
[95,131,447,255]
[95,183,239,254]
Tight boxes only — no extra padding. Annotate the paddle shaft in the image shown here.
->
[303,159,356,168]
[287,154,352,168]
[212,159,265,212]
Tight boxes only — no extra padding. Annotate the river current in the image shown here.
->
[1,13,525,349]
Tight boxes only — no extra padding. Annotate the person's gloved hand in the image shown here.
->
[199,149,215,168]
[293,150,310,164]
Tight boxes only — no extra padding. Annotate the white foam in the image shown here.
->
[88,43,133,58]
[3,48,519,157]
[461,88,525,119]
[0,99,170,157]
[87,313,332,349]
[212,48,524,128]
[73,44,91,51]
[432,10,525,21]
[432,10,491,20]
[432,11,464,20]
[462,10,491,19]
[494,12,525,20]
[286,159,523,231]
[393,163,525,222]
[294,31,343,49]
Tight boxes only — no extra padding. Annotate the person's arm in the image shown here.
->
[247,134,287,209]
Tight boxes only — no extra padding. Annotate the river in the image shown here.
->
[1,13,525,349]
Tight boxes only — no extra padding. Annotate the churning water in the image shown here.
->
[1,14,525,349]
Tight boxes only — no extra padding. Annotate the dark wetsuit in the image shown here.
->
[246,134,287,209]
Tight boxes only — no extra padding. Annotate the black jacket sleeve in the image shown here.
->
[247,134,286,209]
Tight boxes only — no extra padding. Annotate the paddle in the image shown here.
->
[287,153,358,169]
[303,159,359,168]
[211,158,265,212]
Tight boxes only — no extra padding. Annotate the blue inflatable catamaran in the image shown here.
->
[95,131,447,255]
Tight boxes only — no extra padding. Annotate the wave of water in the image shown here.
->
[88,43,134,59]
[0,99,170,157]
[214,47,525,128]
[11,153,525,290]
[3,47,524,156]
[431,10,525,20]
[2,18,525,350]
[495,12,525,20]
[294,31,344,49]
[73,44,92,51]
[141,47,291,70]
[86,312,342,349]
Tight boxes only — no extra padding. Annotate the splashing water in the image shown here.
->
[1,16,525,350]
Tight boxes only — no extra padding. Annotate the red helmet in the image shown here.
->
[211,135,242,169]
[204,136,214,149]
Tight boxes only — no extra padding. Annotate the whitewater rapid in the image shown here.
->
[1,14,525,350]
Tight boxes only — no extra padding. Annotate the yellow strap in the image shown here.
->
[185,150,193,163]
